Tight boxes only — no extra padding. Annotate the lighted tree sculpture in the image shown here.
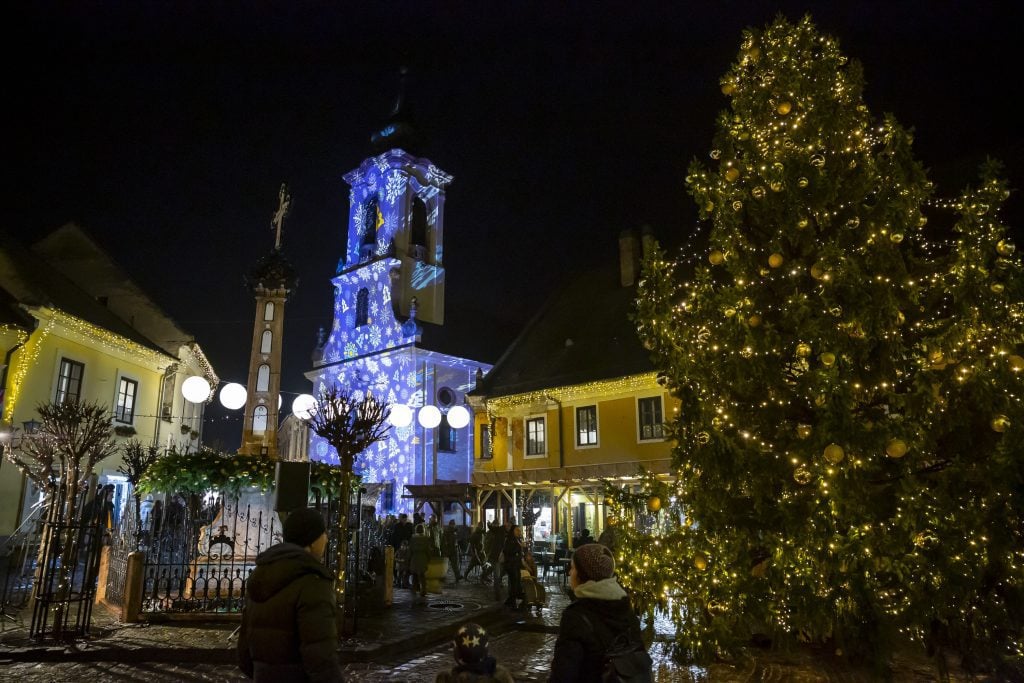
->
[117,440,160,549]
[618,14,1023,675]
[305,387,390,617]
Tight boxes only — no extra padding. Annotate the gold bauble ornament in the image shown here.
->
[991,414,1011,433]
[845,216,860,230]
[929,349,945,367]
[918,215,928,228]
[693,552,709,571]
[747,314,762,328]
[777,101,792,115]
[1008,355,1024,371]
[725,167,740,182]
[797,217,809,229]
[990,283,1004,294]
[704,201,715,213]
[796,343,812,358]
[732,200,743,212]
[810,263,825,280]
[820,352,836,367]
[646,495,662,513]
[890,232,904,243]
[996,239,1016,256]
[814,394,827,407]
[709,250,725,265]
[745,46,761,62]
[724,308,737,318]
[696,431,710,445]
[768,252,784,268]
[770,180,784,192]
[796,424,812,440]
[885,438,908,459]
[823,443,845,464]
[752,185,766,199]
[896,311,905,325]
[810,153,825,168]
[721,82,736,95]
[793,466,812,485]
[798,177,809,188]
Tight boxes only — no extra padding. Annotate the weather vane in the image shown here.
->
[271,182,291,250]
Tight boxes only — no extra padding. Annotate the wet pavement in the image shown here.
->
[0,574,993,682]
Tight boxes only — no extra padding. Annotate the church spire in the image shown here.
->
[370,67,422,155]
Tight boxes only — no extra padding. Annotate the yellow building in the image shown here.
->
[0,225,217,537]
[469,229,677,547]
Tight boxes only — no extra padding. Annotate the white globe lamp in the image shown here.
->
[219,383,247,410]
[388,404,413,428]
[182,376,212,403]
[291,394,317,421]
[417,405,442,429]
[446,405,470,429]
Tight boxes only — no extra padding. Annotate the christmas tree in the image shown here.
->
[617,15,1023,674]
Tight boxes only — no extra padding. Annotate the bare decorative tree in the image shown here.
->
[305,387,389,618]
[117,440,160,549]
[7,400,116,636]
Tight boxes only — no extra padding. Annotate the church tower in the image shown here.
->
[239,184,298,457]
[307,77,490,513]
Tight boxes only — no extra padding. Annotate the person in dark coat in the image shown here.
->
[549,543,649,682]
[501,525,524,609]
[237,508,343,682]
[480,521,504,584]
[465,522,486,579]
[443,519,463,582]
[409,523,432,601]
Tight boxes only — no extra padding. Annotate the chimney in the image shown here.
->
[618,229,640,287]
[640,224,656,260]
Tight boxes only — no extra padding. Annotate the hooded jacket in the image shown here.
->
[548,577,646,682]
[237,543,344,682]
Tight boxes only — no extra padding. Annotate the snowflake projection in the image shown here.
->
[373,450,386,466]
[369,326,382,347]
[385,171,406,205]
[382,211,399,235]
[344,342,357,358]
[352,204,365,234]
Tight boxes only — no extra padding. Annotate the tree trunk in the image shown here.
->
[334,461,354,631]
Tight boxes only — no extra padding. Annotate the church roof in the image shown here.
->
[470,264,654,399]
[245,248,299,296]
[370,68,423,156]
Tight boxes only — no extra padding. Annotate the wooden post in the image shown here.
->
[93,546,111,605]
[122,551,145,623]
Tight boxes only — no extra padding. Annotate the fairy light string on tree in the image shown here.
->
[624,14,1023,672]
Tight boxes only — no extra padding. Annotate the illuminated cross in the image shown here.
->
[272,182,291,250]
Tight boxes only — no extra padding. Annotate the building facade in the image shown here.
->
[469,229,677,546]
[0,226,218,537]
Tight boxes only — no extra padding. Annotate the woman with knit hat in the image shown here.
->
[548,543,651,682]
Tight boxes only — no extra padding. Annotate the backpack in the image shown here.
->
[578,611,653,683]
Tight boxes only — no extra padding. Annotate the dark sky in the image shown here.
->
[6,2,1023,450]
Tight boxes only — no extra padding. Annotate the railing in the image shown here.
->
[0,501,46,621]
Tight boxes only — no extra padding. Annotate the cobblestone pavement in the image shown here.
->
[0,574,993,682]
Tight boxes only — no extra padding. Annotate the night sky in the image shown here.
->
[7,2,1023,450]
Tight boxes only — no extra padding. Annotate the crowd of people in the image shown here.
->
[238,509,652,682]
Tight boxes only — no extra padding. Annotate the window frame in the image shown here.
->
[575,404,599,448]
[479,422,493,460]
[438,415,457,453]
[524,415,547,458]
[55,357,85,405]
[636,395,665,442]
[114,376,139,424]
[355,288,369,327]
[260,330,273,354]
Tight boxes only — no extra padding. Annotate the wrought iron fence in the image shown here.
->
[0,501,45,622]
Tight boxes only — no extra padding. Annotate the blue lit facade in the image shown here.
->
[307,148,490,513]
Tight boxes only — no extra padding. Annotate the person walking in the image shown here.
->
[501,525,524,609]
[237,508,344,682]
[465,521,486,580]
[481,520,504,585]
[443,519,463,582]
[548,543,651,682]
[409,523,432,602]
[435,622,516,683]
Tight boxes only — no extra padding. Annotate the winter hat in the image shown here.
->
[572,543,615,583]
[453,623,489,665]
[283,508,326,547]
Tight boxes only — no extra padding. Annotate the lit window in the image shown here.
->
[638,397,664,441]
[526,417,546,457]
[261,330,272,354]
[55,358,84,405]
[256,364,270,392]
[253,406,268,434]
[576,405,597,446]
[264,302,275,321]
[115,377,138,424]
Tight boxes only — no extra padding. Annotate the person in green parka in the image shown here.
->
[408,523,432,602]
[237,508,344,682]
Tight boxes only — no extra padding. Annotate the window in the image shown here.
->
[264,301,275,321]
[355,289,369,327]
[638,396,664,441]
[525,416,546,457]
[253,406,268,434]
[55,358,84,404]
[160,370,175,422]
[256,364,270,392]
[479,423,492,460]
[409,198,427,259]
[360,198,379,258]
[438,415,457,452]
[576,405,598,447]
[260,330,273,354]
[115,377,138,424]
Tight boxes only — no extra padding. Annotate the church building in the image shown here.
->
[306,87,490,514]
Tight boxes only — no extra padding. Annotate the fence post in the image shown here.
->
[384,545,394,607]
[122,551,145,623]
[93,546,111,605]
